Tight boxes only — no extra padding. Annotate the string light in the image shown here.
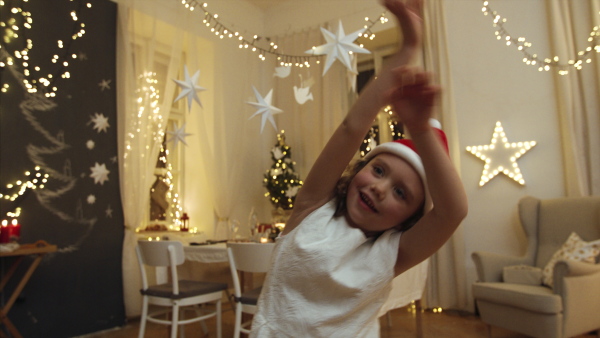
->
[0,166,49,203]
[482,1,600,75]
[0,0,92,96]
[466,121,536,187]
[180,0,390,67]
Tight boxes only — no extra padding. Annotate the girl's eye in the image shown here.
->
[372,166,384,176]
[394,187,406,199]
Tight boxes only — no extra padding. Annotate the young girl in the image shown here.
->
[250,0,468,336]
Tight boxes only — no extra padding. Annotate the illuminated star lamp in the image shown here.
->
[466,121,536,186]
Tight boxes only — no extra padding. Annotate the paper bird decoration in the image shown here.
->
[466,121,537,186]
[167,122,193,148]
[173,65,206,111]
[306,20,371,76]
[274,66,291,78]
[247,86,283,133]
[293,74,314,105]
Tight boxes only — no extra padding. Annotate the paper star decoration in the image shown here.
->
[105,205,113,218]
[306,20,371,76]
[167,122,192,148]
[90,113,110,133]
[466,121,537,186]
[173,65,207,111]
[98,79,111,91]
[87,195,96,204]
[90,162,110,185]
[247,86,283,133]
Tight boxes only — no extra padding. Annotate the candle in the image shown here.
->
[0,220,9,244]
[10,219,21,242]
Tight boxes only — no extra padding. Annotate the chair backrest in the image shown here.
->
[226,242,275,273]
[136,240,185,293]
[520,196,600,267]
[137,240,185,267]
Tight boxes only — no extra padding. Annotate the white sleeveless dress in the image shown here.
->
[250,200,401,338]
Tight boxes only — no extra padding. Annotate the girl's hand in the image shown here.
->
[384,0,424,63]
[385,66,440,134]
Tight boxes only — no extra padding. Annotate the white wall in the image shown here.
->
[444,0,565,308]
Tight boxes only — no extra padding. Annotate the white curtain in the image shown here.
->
[116,0,265,316]
[116,0,190,317]
[546,0,600,196]
[421,1,469,310]
[273,25,353,182]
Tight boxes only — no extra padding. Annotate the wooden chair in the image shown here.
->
[226,242,275,338]
[136,240,228,338]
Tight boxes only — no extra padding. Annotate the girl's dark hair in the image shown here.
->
[333,156,424,233]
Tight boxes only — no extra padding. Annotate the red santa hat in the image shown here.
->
[363,119,448,213]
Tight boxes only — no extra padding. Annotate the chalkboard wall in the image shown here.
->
[0,0,125,336]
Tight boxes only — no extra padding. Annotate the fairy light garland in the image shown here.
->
[0,166,49,221]
[482,1,600,75]
[179,0,390,67]
[0,0,91,96]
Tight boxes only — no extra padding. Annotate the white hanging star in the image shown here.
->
[98,79,111,91]
[90,162,110,185]
[306,20,371,76]
[247,87,283,133]
[466,121,537,186]
[90,113,110,133]
[173,65,206,111]
[167,122,192,148]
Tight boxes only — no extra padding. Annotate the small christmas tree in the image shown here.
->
[263,131,303,211]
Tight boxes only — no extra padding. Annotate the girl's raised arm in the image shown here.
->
[283,0,425,235]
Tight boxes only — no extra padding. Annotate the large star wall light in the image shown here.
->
[466,121,537,187]
[306,20,371,76]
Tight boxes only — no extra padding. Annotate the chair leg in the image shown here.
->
[233,302,242,338]
[216,300,222,338]
[170,303,180,338]
[138,297,149,338]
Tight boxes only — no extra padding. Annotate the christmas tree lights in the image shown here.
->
[263,131,303,211]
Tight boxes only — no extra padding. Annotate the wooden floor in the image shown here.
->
[83,303,599,338]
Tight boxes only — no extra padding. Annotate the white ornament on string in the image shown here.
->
[293,74,314,105]
[247,86,283,133]
[173,65,207,110]
[167,122,193,148]
[273,66,292,78]
[306,20,371,76]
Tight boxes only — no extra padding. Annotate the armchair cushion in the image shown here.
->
[503,265,543,285]
[542,232,600,287]
[472,282,562,314]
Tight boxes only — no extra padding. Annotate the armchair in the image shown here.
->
[472,196,600,338]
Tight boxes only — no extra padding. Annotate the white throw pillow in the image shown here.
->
[542,232,600,287]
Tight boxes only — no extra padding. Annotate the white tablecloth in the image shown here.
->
[183,243,228,263]
[181,242,428,315]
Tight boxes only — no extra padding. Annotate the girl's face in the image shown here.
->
[345,153,425,236]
